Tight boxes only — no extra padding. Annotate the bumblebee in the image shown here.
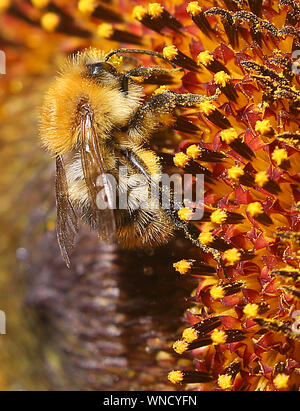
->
[41,48,216,266]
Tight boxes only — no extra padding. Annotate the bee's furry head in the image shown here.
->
[40,48,143,155]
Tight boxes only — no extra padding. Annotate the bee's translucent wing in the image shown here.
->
[79,106,116,243]
[55,155,79,267]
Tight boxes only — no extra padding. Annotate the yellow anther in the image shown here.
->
[198,231,213,245]
[223,248,241,266]
[220,128,238,144]
[228,166,244,180]
[255,171,269,187]
[243,303,259,318]
[173,259,193,275]
[148,3,163,18]
[178,207,194,222]
[187,1,202,16]
[163,45,178,60]
[211,329,227,344]
[40,12,60,32]
[218,374,233,390]
[182,327,198,343]
[271,147,288,166]
[173,340,189,354]
[273,374,289,389]
[31,0,50,8]
[210,209,227,224]
[78,0,97,14]
[168,370,183,384]
[132,5,147,20]
[97,23,113,38]
[197,50,213,66]
[247,202,264,217]
[210,285,225,300]
[186,144,202,159]
[174,152,189,168]
[214,71,231,87]
[255,119,273,136]
[198,100,216,115]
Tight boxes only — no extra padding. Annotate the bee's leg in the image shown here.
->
[128,90,219,141]
[121,66,184,93]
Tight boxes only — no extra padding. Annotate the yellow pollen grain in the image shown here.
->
[272,147,288,166]
[78,0,96,14]
[174,152,189,168]
[168,370,183,384]
[197,50,213,66]
[198,231,213,245]
[148,3,163,18]
[218,374,233,390]
[228,165,244,180]
[243,303,259,318]
[211,329,227,344]
[132,5,147,20]
[223,248,241,266]
[40,12,60,32]
[107,54,123,68]
[178,207,193,222]
[186,144,201,159]
[187,1,202,16]
[173,259,193,275]
[210,285,225,300]
[247,202,264,217]
[210,209,227,224]
[255,119,273,136]
[0,0,10,11]
[97,23,114,39]
[198,100,216,115]
[182,327,198,343]
[255,170,269,187]
[153,85,169,95]
[220,128,238,144]
[173,340,189,354]
[214,71,231,87]
[31,0,49,8]
[163,45,178,60]
[273,373,289,389]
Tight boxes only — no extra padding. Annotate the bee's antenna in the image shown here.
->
[105,48,177,68]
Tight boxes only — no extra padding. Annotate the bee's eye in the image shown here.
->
[86,62,117,77]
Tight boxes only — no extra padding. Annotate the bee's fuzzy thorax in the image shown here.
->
[40,49,144,156]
